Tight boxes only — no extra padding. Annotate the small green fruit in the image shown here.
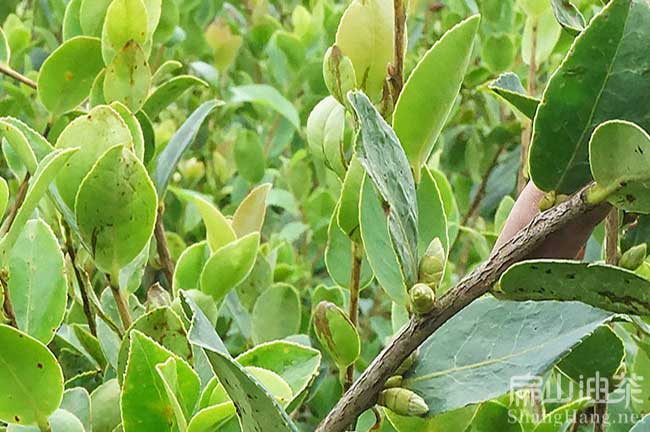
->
[378,388,429,417]
[410,283,435,315]
[418,237,445,288]
[619,244,647,271]
[313,301,360,369]
[323,45,356,107]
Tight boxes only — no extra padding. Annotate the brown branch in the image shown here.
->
[65,228,97,336]
[0,63,37,89]
[1,174,31,236]
[108,277,133,329]
[389,0,406,104]
[1,270,17,327]
[345,243,362,391]
[154,205,175,291]
[316,186,603,432]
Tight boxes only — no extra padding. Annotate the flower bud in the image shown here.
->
[538,191,556,211]
[410,283,435,315]
[384,375,403,388]
[395,350,418,376]
[323,45,356,107]
[378,388,429,417]
[418,237,445,289]
[619,244,647,271]
[313,301,360,368]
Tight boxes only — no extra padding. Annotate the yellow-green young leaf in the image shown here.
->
[1,117,53,164]
[0,27,10,64]
[187,402,236,432]
[101,0,148,64]
[155,357,201,431]
[89,68,106,106]
[121,331,195,432]
[305,96,347,179]
[151,60,182,84]
[246,367,293,407]
[0,177,7,218]
[232,183,272,237]
[251,283,301,344]
[103,40,151,112]
[110,101,145,160]
[517,0,550,16]
[141,0,162,39]
[234,130,266,183]
[589,120,650,213]
[313,301,360,369]
[200,232,260,303]
[62,0,83,41]
[0,148,78,260]
[37,36,104,115]
[153,0,179,44]
[173,241,210,295]
[79,0,112,37]
[55,105,133,209]
[143,75,209,120]
[9,219,67,344]
[335,0,393,101]
[171,188,236,252]
[116,306,192,384]
[522,8,561,65]
[0,325,64,427]
[75,145,157,276]
[481,33,514,73]
[0,119,37,174]
[337,156,364,240]
[392,15,479,178]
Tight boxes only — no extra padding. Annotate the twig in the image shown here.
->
[605,209,618,265]
[345,243,362,391]
[0,63,37,89]
[154,205,175,291]
[518,19,538,194]
[65,228,97,336]
[316,185,606,432]
[0,270,17,328]
[461,146,505,227]
[1,174,31,236]
[389,0,407,104]
[108,276,133,329]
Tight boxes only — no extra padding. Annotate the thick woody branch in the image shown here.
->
[317,186,604,432]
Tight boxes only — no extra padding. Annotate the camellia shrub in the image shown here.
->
[2,0,650,431]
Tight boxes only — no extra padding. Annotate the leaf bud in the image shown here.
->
[323,45,356,107]
[619,243,647,271]
[313,301,360,368]
[378,388,429,417]
[410,283,435,315]
[384,375,403,388]
[418,237,445,289]
[395,350,418,376]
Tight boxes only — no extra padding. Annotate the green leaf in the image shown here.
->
[75,144,157,276]
[335,0,393,100]
[236,340,321,406]
[187,402,236,432]
[529,0,650,194]
[588,120,650,213]
[62,0,83,41]
[143,75,209,120]
[232,183,272,237]
[121,331,196,432]
[54,105,134,208]
[551,0,585,35]
[306,96,347,179]
[234,129,266,183]
[401,297,611,416]
[0,119,37,174]
[631,416,650,432]
[337,156,364,240]
[90,379,121,432]
[155,357,201,431]
[251,283,301,344]
[183,292,299,432]
[153,0,179,44]
[60,388,91,432]
[200,232,260,303]
[522,8,561,66]
[246,366,294,407]
[481,33,514,74]
[498,259,650,315]
[0,177,7,218]
[7,409,85,432]
[37,36,104,115]
[557,325,624,382]
[79,0,112,37]
[0,26,10,63]
[313,301,360,369]
[417,167,449,260]
[101,0,148,64]
[359,176,408,304]
[8,219,67,344]
[152,100,220,196]
[103,40,151,112]
[230,84,300,130]
[116,306,192,384]
[393,15,479,177]
[466,401,522,432]
[0,325,63,427]
[171,188,236,252]
[488,72,539,119]
[1,117,54,164]
[350,91,419,286]
[0,148,78,260]
[173,241,210,295]
[110,101,145,161]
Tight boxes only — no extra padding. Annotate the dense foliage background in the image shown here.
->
[3,0,650,431]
